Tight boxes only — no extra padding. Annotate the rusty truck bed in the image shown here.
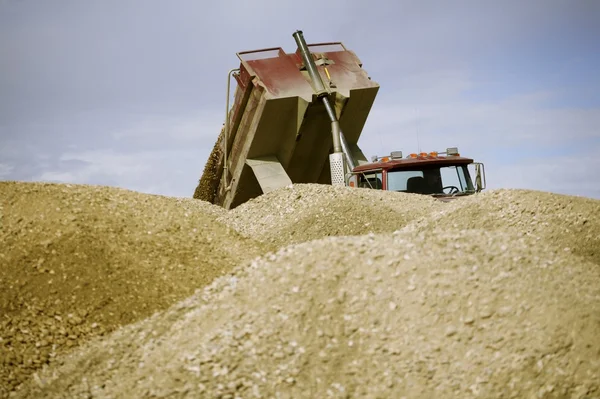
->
[194,41,379,209]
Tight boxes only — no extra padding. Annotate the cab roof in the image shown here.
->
[352,155,474,173]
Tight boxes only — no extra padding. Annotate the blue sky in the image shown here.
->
[1,0,599,199]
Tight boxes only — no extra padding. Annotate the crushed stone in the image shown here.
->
[193,128,224,203]
[218,184,444,247]
[406,188,600,265]
[12,184,600,399]
[0,181,268,395]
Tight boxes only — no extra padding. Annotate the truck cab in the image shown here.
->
[348,147,486,200]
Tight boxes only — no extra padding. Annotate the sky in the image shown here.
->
[1,0,599,199]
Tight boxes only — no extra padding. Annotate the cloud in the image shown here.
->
[363,93,600,153]
[491,144,600,199]
[110,110,224,144]
[34,148,206,198]
[359,65,599,154]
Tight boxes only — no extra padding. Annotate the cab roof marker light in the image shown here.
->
[390,151,403,159]
[447,147,459,156]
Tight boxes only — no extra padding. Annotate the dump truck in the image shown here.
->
[193,30,486,209]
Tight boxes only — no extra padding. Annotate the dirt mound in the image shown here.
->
[0,181,268,395]
[407,189,600,265]
[16,188,600,398]
[219,184,444,247]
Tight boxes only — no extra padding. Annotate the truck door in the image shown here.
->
[358,171,383,189]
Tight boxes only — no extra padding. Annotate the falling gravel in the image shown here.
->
[13,184,600,399]
[0,181,268,396]
[193,128,224,204]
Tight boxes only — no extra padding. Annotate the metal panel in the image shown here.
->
[246,155,293,193]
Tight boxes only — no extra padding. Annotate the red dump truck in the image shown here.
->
[194,31,486,209]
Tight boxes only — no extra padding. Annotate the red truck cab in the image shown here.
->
[348,147,486,199]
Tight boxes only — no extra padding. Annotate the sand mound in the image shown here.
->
[0,182,268,394]
[16,188,600,398]
[407,188,600,265]
[219,184,444,247]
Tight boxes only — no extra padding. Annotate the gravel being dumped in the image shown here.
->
[0,181,268,396]
[193,128,224,204]
[14,184,600,399]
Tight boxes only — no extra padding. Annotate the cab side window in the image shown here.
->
[358,172,383,189]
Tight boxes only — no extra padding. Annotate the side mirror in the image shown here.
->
[347,174,358,188]
[473,162,486,192]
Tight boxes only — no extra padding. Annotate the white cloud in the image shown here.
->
[491,147,600,199]
[358,66,598,153]
[111,110,223,143]
[35,149,205,198]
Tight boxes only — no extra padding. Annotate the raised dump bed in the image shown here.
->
[195,33,380,209]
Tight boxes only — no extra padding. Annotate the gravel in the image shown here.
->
[219,184,444,247]
[405,188,600,265]
[193,128,224,203]
[9,183,600,399]
[0,181,268,396]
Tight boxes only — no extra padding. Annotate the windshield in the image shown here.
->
[387,165,475,195]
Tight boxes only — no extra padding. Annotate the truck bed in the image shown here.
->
[194,42,379,209]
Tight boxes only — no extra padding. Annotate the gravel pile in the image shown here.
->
[218,184,444,247]
[0,181,267,396]
[406,188,600,265]
[14,185,600,398]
